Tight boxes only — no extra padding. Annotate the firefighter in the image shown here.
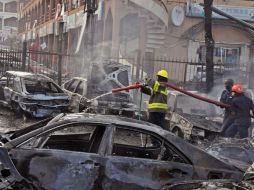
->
[141,70,168,129]
[225,84,254,138]
[220,78,235,135]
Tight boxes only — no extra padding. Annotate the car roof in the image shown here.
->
[59,113,164,133]
[5,113,170,148]
[6,71,53,81]
[72,77,87,81]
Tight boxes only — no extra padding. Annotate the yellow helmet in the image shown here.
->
[157,70,168,79]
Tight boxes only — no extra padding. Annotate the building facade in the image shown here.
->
[0,0,18,47]
[99,0,254,85]
[18,0,254,86]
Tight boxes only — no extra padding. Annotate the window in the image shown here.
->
[13,77,21,92]
[7,76,14,88]
[18,124,106,153]
[112,128,187,163]
[67,79,80,92]
[63,79,73,89]
[75,81,84,95]
[24,79,62,94]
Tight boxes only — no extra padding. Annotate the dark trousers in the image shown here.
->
[149,112,166,129]
[221,114,235,136]
[225,123,250,139]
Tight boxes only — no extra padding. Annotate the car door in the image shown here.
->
[9,122,109,190]
[104,126,194,190]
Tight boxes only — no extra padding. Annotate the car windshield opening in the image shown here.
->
[177,96,217,116]
[24,79,62,94]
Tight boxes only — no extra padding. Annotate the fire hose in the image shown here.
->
[112,82,230,108]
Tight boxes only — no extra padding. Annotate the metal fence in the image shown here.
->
[0,48,71,85]
[0,49,249,90]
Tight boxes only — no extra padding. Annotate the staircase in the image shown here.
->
[120,0,168,54]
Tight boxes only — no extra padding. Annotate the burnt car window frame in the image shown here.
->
[109,125,190,164]
[75,81,84,95]
[6,74,15,89]
[63,79,74,90]
[23,78,63,94]
[17,122,108,154]
[67,79,80,92]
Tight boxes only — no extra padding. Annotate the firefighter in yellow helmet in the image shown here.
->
[141,70,168,129]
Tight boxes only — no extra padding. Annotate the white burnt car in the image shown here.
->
[166,91,222,140]
[0,71,70,117]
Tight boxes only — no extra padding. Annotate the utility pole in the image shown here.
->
[84,0,98,61]
[204,0,214,92]
[58,22,64,85]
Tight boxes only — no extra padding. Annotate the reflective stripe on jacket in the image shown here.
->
[148,80,168,113]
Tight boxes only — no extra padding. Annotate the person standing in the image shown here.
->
[225,84,254,138]
[141,70,168,129]
[220,79,235,135]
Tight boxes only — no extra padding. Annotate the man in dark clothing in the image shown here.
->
[141,70,168,129]
[225,84,254,138]
[220,79,234,135]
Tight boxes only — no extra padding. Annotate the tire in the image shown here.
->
[172,127,184,138]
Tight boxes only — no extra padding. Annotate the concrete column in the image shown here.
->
[110,0,121,58]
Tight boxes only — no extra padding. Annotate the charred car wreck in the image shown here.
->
[0,71,70,118]
[166,91,222,140]
[0,113,244,190]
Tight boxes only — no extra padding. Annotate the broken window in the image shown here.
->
[68,79,80,92]
[75,81,84,95]
[13,77,21,92]
[7,75,14,88]
[24,79,62,94]
[36,124,106,153]
[63,79,74,90]
[112,127,187,163]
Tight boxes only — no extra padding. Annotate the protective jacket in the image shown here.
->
[141,80,168,113]
[231,94,254,125]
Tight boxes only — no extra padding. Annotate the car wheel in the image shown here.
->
[172,127,184,138]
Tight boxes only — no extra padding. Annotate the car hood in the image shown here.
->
[180,113,222,132]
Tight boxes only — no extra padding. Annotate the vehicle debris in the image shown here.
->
[165,91,222,140]
[0,71,70,118]
[0,113,244,190]
[204,138,254,172]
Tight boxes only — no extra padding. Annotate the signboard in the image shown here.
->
[186,2,254,22]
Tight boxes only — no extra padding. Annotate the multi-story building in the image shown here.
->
[100,0,254,86]
[18,0,254,86]
[0,0,18,47]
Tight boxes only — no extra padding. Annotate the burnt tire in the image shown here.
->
[172,127,184,138]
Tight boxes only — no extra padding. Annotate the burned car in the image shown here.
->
[0,71,70,118]
[62,77,90,112]
[166,91,222,140]
[0,113,244,190]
